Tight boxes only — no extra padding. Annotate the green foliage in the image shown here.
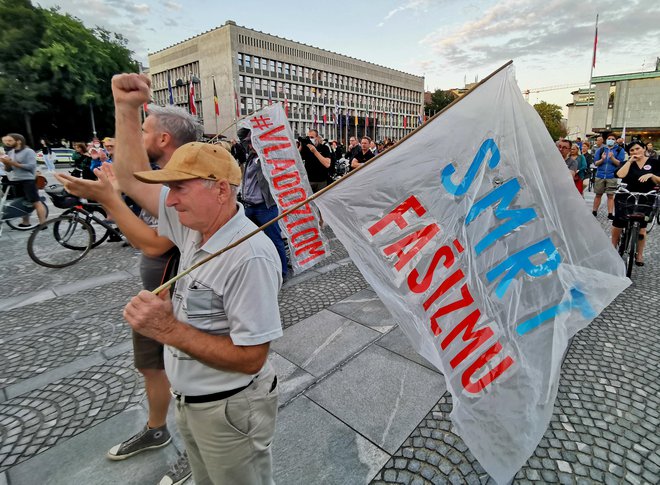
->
[425,89,457,113]
[0,0,138,143]
[533,101,567,140]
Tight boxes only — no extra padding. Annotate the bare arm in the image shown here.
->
[124,290,269,374]
[55,166,174,257]
[307,144,331,168]
[111,73,161,216]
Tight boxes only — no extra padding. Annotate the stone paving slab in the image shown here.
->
[328,288,398,333]
[307,344,447,455]
[376,325,439,374]
[273,395,390,485]
[271,309,381,377]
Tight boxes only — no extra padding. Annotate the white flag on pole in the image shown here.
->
[314,63,630,483]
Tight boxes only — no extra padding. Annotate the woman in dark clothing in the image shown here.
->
[611,140,660,265]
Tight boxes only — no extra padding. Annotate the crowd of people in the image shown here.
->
[558,134,660,266]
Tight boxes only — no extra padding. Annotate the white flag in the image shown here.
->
[248,103,331,272]
[314,63,630,483]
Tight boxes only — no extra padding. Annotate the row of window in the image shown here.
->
[239,98,420,125]
[237,52,420,103]
[238,76,418,114]
[236,34,417,84]
[151,62,200,90]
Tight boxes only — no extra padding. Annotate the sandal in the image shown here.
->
[635,261,645,267]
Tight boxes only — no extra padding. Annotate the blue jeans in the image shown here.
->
[244,202,288,276]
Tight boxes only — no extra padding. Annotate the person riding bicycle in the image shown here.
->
[611,140,660,266]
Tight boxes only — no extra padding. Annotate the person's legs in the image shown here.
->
[606,193,615,216]
[142,368,171,428]
[592,178,604,215]
[636,228,647,264]
[245,204,288,276]
[611,226,622,248]
[180,364,278,485]
[33,201,47,224]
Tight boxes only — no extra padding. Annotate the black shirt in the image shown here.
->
[302,142,331,182]
[351,148,374,169]
[618,157,660,193]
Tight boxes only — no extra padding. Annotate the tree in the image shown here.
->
[533,101,567,141]
[0,0,138,144]
[425,89,457,114]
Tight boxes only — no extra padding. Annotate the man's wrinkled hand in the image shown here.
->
[124,290,178,343]
[112,73,151,109]
[95,162,121,195]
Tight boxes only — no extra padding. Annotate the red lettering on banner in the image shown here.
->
[383,223,440,271]
[368,196,426,236]
[441,309,494,368]
[297,241,326,265]
[265,158,296,175]
[286,216,315,233]
[258,124,288,142]
[278,187,307,208]
[273,171,301,191]
[408,240,463,293]
[423,269,465,311]
[429,284,472,336]
[263,143,292,158]
[369,193,515,394]
[291,227,319,247]
[461,342,515,394]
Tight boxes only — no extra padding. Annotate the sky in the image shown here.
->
[37,0,660,114]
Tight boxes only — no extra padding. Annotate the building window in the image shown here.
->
[239,75,245,89]
[237,53,243,66]
[245,77,252,91]
[253,56,260,69]
[284,63,290,76]
[261,58,267,71]
[269,60,275,72]
[276,61,283,74]
[245,55,251,68]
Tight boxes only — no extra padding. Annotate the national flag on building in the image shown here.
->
[354,112,358,126]
[592,14,599,68]
[167,75,174,105]
[335,104,340,125]
[189,79,197,116]
[268,88,273,106]
[403,115,407,128]
[284,98,289,117]
[213,77,220,116]
[234,89,240,119]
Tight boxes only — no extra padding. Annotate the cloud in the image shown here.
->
[127,3,150,14]
[163,1,182,10]
[420,0,660,72]
[378,0,435,27]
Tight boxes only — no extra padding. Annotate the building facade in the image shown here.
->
[148,21,425,142]
[590,63,660,143]
[565,88,594,139]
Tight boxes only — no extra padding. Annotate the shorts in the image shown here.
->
[594,177,618,195]
[132,330,165,369]
[309,181,328,193]
[11,179,40,202]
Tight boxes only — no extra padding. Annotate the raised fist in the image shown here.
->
[112,73,152,109]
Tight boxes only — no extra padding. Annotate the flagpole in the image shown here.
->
[152,60,516,294]
[584,13,598,139]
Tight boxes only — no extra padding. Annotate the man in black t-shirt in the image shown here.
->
[350,136,375,170]
[299,129,332,193]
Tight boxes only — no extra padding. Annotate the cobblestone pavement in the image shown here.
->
[371,211,660,485]
[1,202,659,483]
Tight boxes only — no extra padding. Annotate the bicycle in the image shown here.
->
[613,184,658,279]
[0,176,50,237]
[644,196,660,234]
[27,185,123,268]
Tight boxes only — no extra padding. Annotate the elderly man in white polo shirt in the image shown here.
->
[122,140,282,485]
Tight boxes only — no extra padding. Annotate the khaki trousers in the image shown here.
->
[175,362,278,485]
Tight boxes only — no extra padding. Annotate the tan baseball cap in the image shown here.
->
[134,142,241,185]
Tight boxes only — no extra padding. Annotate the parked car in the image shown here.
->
[36,148,75,165]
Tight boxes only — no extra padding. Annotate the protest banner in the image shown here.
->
[314,62,630,483]
[248,103,330,272]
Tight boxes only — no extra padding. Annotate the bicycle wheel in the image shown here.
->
[617,226,628,258]
[647,210,657,234]
[27,215,94,268]
[625,224,639,279]
[5,203,50,231]
[62,206,110,248]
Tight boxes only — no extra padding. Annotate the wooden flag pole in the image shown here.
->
[152,60,515,295]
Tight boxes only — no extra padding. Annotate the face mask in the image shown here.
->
[606,139,615,147]
[308,137,317,145]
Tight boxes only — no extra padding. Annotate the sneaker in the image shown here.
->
[159,451,192,485]
[607,213,615,220]
[107,424,171,461]
[592,211,598,217]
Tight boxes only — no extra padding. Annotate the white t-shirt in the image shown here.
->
[158,187,283,395]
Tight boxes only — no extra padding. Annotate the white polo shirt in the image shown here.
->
[158,187,283,395]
